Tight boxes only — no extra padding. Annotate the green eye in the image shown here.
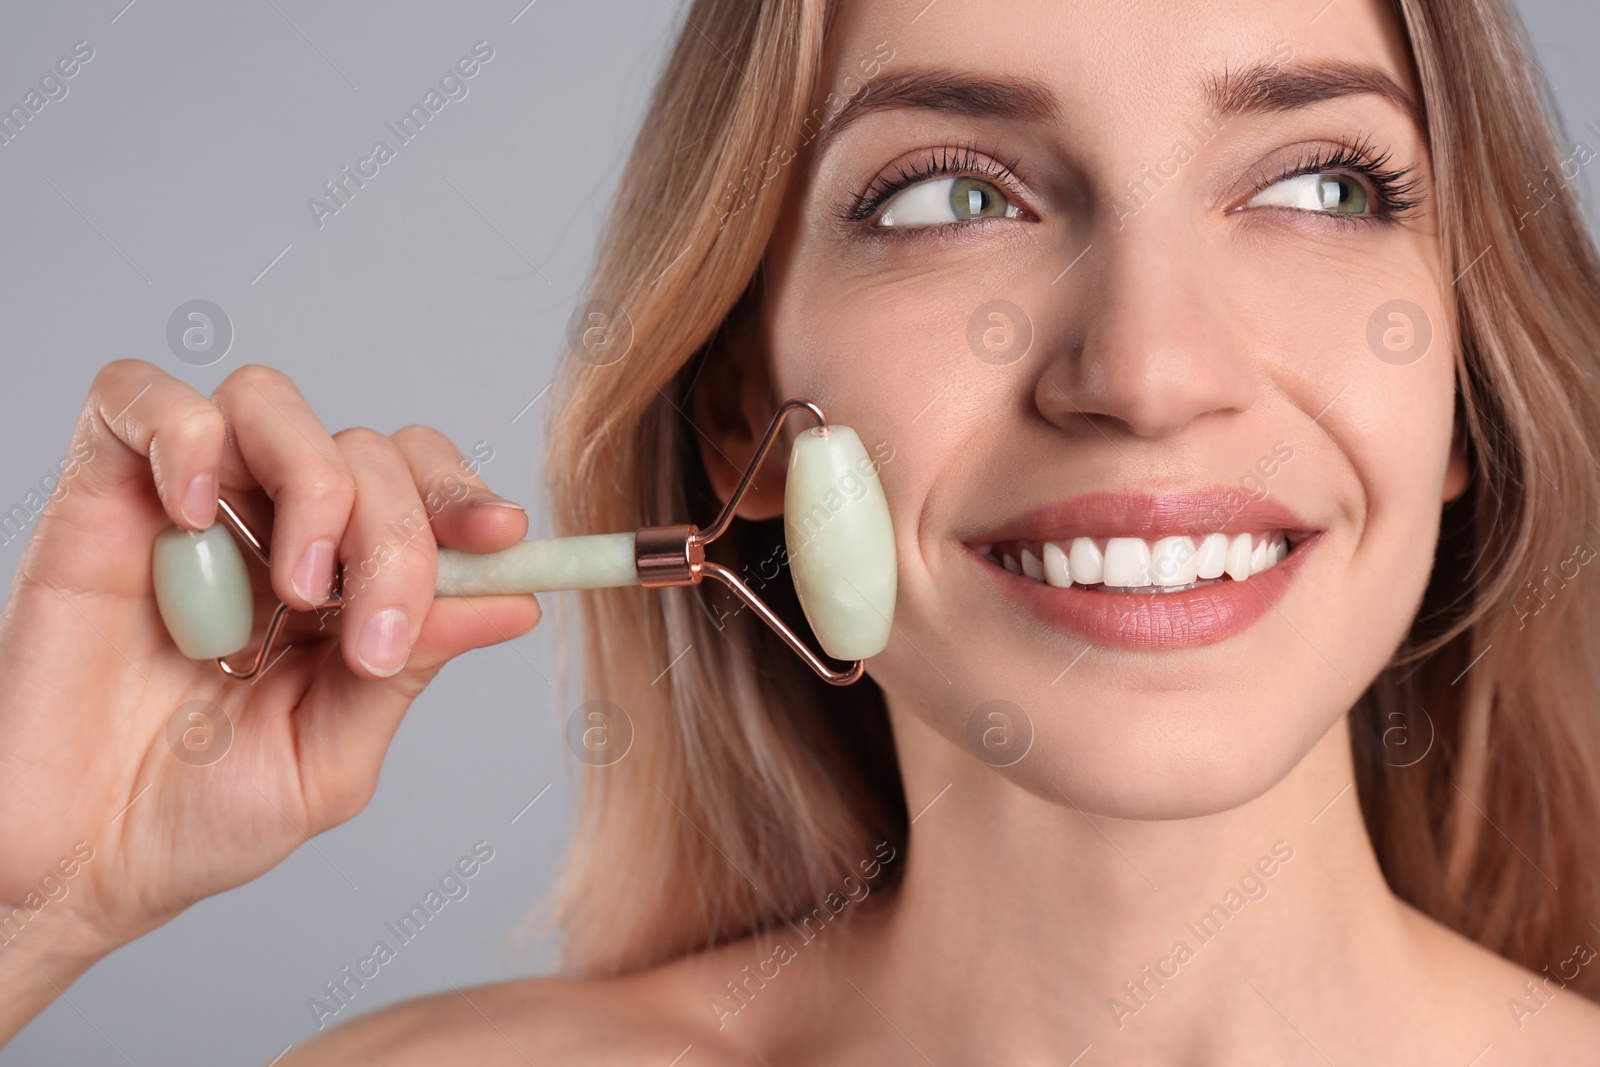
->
[879,177,1022,227]
[948,177,1011,219]
[1247,172,1370,215]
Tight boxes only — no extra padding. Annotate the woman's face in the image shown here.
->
[748,0,1467,817]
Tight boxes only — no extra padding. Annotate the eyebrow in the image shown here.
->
[813,66,1060,149]
[813,58,1424,152]
[1204,58,1425,130]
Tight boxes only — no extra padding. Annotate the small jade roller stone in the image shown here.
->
[152,523,254,659]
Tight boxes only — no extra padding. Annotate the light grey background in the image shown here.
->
[0,1,1594,1064]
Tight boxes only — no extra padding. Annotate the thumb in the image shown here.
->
[404,592,543,675]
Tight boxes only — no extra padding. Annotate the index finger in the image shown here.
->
[388,425,528,553]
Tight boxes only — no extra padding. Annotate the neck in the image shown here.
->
[851,710,1427,1061]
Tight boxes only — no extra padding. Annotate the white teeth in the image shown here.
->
[1068,537,1104,584]
[989,530,1295,592]
[1042,541,1072,587]
[1195,532,1229,580]
[1225,532,1253,582]
[1150,536,1199,586]
[1103,537,1153,587]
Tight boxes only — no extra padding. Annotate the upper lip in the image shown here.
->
[963,488,1320,549]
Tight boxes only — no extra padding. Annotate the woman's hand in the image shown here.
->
[0,360,540,1037]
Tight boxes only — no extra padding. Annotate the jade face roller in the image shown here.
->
[150,398,896,686]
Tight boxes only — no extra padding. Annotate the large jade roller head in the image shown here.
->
[783,425,896,661]
[151,398,896,686]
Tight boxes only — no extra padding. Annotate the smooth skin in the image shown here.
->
[6,0,1600,1063]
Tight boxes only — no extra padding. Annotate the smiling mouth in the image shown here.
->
[976,530,1297,594]
[962,488,1320,647]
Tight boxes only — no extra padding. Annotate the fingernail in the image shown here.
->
[357,608,410,678]
[181,472,216,528]
[292,539,338,605]
[470,496,526,512]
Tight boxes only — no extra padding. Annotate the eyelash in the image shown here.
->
[834,141,1025,228]
[1252,133,1425,225]
[836,133,1425,238]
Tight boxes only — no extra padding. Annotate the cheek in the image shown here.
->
[766,273,1011,587]
[1233,233,1456,622]
[1319,326,1456,690]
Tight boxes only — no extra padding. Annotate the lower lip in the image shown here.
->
[970,533,1322,649]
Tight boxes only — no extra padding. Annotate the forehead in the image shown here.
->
[817,0,1420,140]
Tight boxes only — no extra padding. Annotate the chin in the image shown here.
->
[996,687,1344,821]
[891,659,1344,821]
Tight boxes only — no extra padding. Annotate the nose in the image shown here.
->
[1035,211,1256,439]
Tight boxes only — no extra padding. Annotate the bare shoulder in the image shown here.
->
[271,910,863,1067]
[1398,903,1600,1062]
[275,967,758,1067]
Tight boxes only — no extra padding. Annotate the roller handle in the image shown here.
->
[433,532,640,595]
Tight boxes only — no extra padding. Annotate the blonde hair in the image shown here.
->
[537,0,1600,991]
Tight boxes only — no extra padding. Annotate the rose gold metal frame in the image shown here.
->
[630,398,865,686]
